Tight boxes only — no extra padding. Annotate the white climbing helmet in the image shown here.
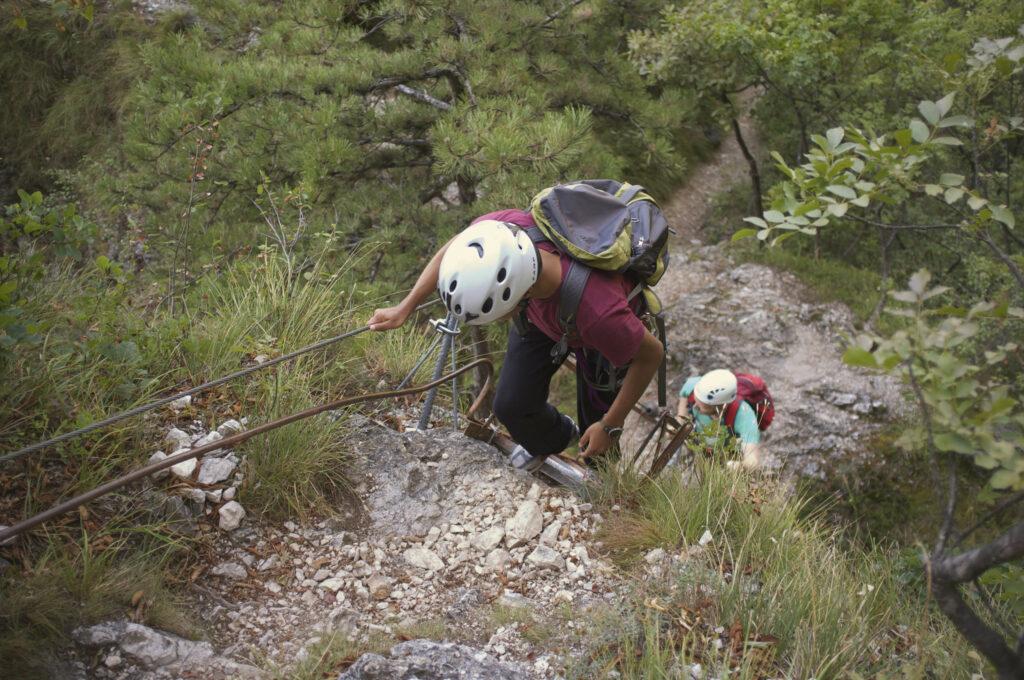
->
[437,220,539,325]
[694,369,737,406]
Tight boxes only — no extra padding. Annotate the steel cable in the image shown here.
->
[0,358,492,544]
[1,299,441,464]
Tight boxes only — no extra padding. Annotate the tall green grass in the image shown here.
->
[580,460,983,678]
[0,520,193,680]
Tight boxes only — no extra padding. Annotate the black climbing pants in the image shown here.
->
[493,322,618,458]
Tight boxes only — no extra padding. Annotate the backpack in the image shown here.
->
[523,179,671,406]
[687,372,775,432]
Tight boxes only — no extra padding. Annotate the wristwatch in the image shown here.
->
[600,418,623,440]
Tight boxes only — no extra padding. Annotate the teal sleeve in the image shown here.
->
[680,376,699,398]
[732,401,761,444]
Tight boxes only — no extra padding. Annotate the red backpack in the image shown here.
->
[688,372,774,431]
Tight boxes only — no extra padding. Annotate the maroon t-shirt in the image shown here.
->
[472,209,645,368]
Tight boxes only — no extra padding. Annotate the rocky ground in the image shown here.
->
[57,122,908,679]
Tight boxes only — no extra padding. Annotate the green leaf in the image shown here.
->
[918,100,941,125]
[826,127,845,149]
[923,184,943,196]
[893,129,912,148]
[908,270,932,295]
[827,185,857,200]
[843,347,878,368]
[938,115,971,128]
[934,432,975,454]
[931,137,963,146]
[891,291,918,303]
[967,195,988,211]
[764,210,786,224]
[991,204,1015,228]
[731,229,759,242]
[909,120,930,144]
[851,195,870,208]
[827,202,848,217]
[990,469,1019,490]
[771,232,798,246]
[944,187,964,204]
[935,92,955,117]
[743,216,768,229]
[939,173,964,186]
[14,16,27,30]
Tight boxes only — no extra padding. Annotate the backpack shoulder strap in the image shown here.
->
[560,261,591,330]
[524,224,548,244]
[723,399,741,431]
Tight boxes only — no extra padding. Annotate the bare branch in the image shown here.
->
[537,0,586,28]
[846,214,960,231]
[934,518,1024,583]
[954,491,1024,550]
[396,84,451,111]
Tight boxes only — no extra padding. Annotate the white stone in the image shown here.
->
[367,574,391,600]
[539,521,561,546]
[170,455,197,480]
[218,501,245,531]
[319,578,345,592]
[505,500,543,548]
[472,527,504,552]
[165,428,190,445]
[216,419,244,436]
[645,548,667,564]
[212,562,247,580]
[197,457,237,485]
[147,451,169,480]
[526,545,565,570]
[169,395,192,411]
[698,530,714,546]
[204,489,223,504]
[484,549,510,572]
[402,547,444,572]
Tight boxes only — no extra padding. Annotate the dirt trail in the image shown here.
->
[623,120,905,478]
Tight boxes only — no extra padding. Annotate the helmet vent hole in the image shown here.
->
[497,267,507,283]
[469,243,484,258]
[454,304,462,314]
[502,288,512,301]
[448,281,457,293]
[482,298,493,314]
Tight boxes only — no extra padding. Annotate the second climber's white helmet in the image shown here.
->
[694,369,737,406]
[437,220,539,325]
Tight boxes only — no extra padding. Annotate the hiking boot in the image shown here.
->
[565,415,580,449]
[508,445,546,472]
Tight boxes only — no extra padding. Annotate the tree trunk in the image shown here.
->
[931,577,1024,679]
[729,115,763,218]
